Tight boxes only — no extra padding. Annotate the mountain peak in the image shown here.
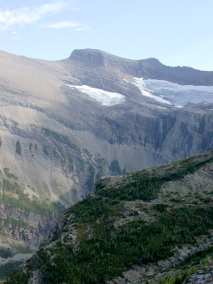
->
[70,48,111,66]
[71,48,107,56]
[68,48,213,85]
[70,49,163,66]
[140,57,163,66]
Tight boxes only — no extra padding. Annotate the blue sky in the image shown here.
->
[0,0,212,70]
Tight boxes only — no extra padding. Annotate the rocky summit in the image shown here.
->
[7,151,213,284]
[0,49,213,278]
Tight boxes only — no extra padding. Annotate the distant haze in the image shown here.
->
[0,0,212,70]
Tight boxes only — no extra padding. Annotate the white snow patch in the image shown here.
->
[132,78,172,105]
[132,78,213,108]
[144,79,213,107]
[66,84,125,106]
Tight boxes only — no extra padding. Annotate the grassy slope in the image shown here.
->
[7,151,213,284]
[0,168,60,281]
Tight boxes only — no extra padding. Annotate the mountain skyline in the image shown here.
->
[0,1,213,70]
[0,47,213,73]
[0,20,212,284]
[0,2,213,283]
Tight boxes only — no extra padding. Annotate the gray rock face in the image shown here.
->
[185,269,213,284]
[0,48,212,277]
[69,49,213,85]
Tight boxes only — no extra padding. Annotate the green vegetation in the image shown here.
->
[6,269,29,284]
[158,247,213,283]
[0,167,61,282]
[96,155,213,201]
[159,272,194,284]
[31,206,213,284]
[3,168,18,180]
[1,193,56,216]
[0,262,24,281]
[69,196,121,224]
[6,152,213,284]
[0,174,57,215]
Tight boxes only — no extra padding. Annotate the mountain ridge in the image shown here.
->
[67,48,213,86]
[6,150,213,284]
[0,47,212,279]
[0,47,212,74]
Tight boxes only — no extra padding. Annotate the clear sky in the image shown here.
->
[0,0,212,70]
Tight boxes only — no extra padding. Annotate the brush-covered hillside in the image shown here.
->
[7,151,213,284]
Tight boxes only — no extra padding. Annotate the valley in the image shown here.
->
[7,151,213,283]
[0,48,212,281]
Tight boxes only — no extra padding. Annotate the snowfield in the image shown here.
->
[132,78,172,105]
[132,77,213,107]
[66,84,125,106]
[66,79,213,108]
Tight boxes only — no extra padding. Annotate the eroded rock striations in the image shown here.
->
[0,49,213,278]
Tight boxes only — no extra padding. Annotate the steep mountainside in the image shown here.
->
[7,151,213,284]
[0,167,59,280]
[0,49,213,273]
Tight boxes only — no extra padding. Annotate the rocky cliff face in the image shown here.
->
[0,49,213,278]
[69,49,213,85]
[0,167,59,280]
[7,151,213,284]
[0,49,212,207]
